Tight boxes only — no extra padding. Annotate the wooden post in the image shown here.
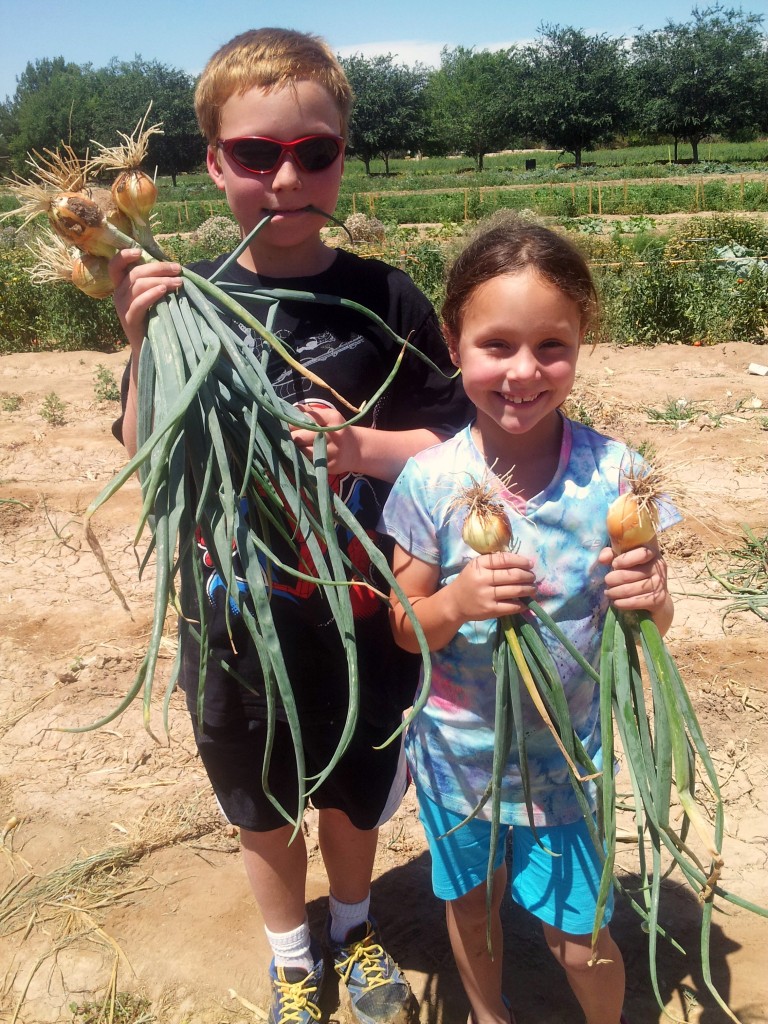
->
[178,205,182,226]
[185,200,189,223]
[589,184,593,215]
[694,183,700,212]
[623,179,628,212]
[368,194,375,215]
[598,184,602,215]
[700,178,705,211]
[740,175,744,204]
[464,189,468,221]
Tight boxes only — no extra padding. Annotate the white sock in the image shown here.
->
[328,892,370,944]
[265,920,314,973]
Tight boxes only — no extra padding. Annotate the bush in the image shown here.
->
[0,247,123,354]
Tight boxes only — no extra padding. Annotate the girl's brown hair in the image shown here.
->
[441,214,598,343]
[195,28,353,145]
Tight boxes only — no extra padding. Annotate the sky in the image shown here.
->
[2,0,767,103]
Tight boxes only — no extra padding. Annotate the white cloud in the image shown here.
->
[335,39,521,68]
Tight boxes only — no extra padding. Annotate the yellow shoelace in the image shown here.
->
[273,970,322,1024]
[334,935,393,991]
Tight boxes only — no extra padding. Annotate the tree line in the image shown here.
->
[1,5,766,181]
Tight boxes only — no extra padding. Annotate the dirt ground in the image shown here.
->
[0,342,766,1024]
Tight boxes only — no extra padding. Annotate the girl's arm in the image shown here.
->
[389,544,536,654]
[598,541,674,636]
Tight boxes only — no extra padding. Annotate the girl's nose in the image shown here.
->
[506,347,539,379]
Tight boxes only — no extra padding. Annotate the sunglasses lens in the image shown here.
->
[230,138,283,172]
[294,137,341,171]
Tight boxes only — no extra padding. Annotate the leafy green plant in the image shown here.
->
[644,397,703,423]
[93,364,121,402]
[1,393,22,412]
[40,391,66,426]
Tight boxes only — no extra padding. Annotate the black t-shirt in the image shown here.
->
[115,248,471,728]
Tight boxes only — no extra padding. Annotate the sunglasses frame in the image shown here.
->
[216,134,345,175]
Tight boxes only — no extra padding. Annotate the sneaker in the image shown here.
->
[328,918,412,1024]
[267,956,324,1024]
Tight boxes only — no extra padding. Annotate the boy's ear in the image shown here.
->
[207,146,226,191]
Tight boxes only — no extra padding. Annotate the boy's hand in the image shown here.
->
[109,250,182,353]
[599,543,673,629]
[290,402,360,475]
[448,551,536,623]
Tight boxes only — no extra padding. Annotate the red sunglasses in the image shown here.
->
[217,134,344,175]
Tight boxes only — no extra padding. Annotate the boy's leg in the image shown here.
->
[543,924,625,1024]
[446,865,512,1024]
[240,823,309,932]
[319,807,379,907]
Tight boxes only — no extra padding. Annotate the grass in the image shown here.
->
[705,527,768,622]
[644,398,705,423]
[1,394,22,412]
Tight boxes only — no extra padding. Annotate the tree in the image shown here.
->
[632,6,766,162]
[7,58,98,171]
[523,26,629,167]
[90,59,203,185]
[341,54,428,175]
[424,47,523,171]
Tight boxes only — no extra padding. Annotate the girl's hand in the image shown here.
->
[290,402,359,474]
[109,250,182,353]
[449,550,536,622]
[598,543,674,633]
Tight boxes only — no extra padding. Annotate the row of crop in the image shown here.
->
[52,178,765,236]
[2,215,767,354]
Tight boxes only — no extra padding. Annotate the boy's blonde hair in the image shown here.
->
[195,27,353,144]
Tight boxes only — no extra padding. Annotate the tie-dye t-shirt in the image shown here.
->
[381,418,680,827]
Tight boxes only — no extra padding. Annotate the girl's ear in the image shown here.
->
[443,326,461,368]
[206,146,226,191]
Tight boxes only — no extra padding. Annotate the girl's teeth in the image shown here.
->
[506,394,539,405]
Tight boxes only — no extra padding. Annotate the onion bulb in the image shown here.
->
[606,491,658,555]
[71,254,114,299]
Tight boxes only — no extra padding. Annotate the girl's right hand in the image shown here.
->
[449,550,536,622]
[108,250,182,353]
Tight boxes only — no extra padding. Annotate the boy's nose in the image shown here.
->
[271,154,302,188]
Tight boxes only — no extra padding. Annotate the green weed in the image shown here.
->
[644,398,702,423]
[93,364,120,402]
[40,392,66,426]
[1,394,22,412]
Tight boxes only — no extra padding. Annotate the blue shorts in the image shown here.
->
[417,788,613,935]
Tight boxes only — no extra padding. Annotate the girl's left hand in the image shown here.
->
[289,402,359,475]
[598,543,670,615]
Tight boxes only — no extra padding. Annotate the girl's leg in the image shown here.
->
[542,924,625,1024]
[446,863,511,1024]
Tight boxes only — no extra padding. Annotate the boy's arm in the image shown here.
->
[389,544,536,654]
[598,542,674,636]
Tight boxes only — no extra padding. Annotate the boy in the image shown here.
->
[109,27,470,1024]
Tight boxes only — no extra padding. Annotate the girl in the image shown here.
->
[381,217,678,1024]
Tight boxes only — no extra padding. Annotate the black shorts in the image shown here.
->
[191,712,408,832]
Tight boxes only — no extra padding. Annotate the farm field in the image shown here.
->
[0,341,766,1024]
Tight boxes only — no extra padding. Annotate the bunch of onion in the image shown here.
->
[6,127,437,831]
[447,474,601,954]
[596,461,768,1021]
[449,467,767,1017]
